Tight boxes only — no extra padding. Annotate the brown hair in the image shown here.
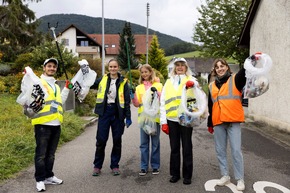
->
[138,64,157,84]
[212,58,232,76]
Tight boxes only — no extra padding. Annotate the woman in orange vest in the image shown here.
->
[132,64,163,176]
[207,58,246,191]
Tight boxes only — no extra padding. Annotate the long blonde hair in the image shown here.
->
[138,64,157,84]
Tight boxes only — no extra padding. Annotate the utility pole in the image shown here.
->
[146,3,149,64]
[102,0,105,75]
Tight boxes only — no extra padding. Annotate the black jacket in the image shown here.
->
[90,73,131,120]
[207,68,246,127]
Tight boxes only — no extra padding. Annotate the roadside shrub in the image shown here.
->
[0,64,11,76]
[14,53,34,73]
[74,90,97,116]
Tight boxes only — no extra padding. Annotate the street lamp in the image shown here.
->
[102,0,105,75]
[146,3,149,64]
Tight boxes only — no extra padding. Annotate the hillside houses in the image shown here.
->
[56,24,152,64]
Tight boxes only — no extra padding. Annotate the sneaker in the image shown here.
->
[92,168,101,176]
[36,181,45,192]
[139,169,147,176]
[44,176,63,185]
[237,179,245,191]
[112,168,120,176]
[152,169,159,175]
[217,175,231,186]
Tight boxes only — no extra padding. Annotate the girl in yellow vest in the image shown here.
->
[90,59,131,176]
[31,58,71,192]
[160,58,198,185]
[207,58,246,191]
[131,64,163,176]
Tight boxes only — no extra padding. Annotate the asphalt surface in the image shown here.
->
[0,106,289,193]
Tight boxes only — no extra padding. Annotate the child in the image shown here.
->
[132,64,163,176]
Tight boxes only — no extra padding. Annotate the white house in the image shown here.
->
[238,0,290,132]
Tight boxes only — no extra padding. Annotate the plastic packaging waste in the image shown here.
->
[71,59,97,102]
[244,52,272,98]
[138,87,160,135]
[178,83,208,127]
[16,66,48,117]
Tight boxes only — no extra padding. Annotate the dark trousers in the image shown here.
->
[34,124,61,182]
[93,104,125,169]
[168,120,193,180]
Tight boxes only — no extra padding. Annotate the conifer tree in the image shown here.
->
[140,35,168,79]
[117,22,139,71]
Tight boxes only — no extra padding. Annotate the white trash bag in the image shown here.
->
[16,66,48,117]
[178,84,208,127]
[244,52,272,98]
[71,59,97,102]
[138,87,159,135]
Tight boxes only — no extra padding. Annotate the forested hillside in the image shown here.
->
[37,14,185,50]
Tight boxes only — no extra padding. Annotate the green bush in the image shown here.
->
[0,64,11,76]
[14,53,34,73]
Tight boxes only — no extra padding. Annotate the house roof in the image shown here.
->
[238,0,261,47]
[89,34,153,55]
[58,24,102,47]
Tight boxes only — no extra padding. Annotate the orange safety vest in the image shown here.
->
[209,75,244,126]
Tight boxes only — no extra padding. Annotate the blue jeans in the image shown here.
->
[93,104,125,169]
[140,124,160,171]
[34,125,61,182]
[214,122,244,180]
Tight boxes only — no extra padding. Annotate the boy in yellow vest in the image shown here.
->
[30,58,71,192]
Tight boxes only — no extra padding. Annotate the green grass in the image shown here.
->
[165,51,238,64]
[165,51,203,61]
[0,93,89,184]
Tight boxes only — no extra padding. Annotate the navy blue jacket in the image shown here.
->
[90,73,131,120]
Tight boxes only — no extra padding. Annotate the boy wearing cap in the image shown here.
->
[32,58,71,192]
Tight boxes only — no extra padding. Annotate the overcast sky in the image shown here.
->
[28,0,203,43]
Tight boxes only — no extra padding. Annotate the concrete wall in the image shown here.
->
[248,0,290,132]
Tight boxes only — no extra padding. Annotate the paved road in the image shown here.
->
[1,106,290,193]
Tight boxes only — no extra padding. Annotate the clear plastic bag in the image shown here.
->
[138,87,159,135]
[244,53,272,98]
[71,59,97,102]
[178,84,208,127]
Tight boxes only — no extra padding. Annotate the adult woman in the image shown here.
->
[207,58,246,191]
[132,64,163,176]
[160,58,198,185]
[91,59,132,176]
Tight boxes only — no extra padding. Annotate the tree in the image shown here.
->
[0,0,42,62]
[117,22,139,71]
[140,35,168,80]
[193,0,250,64]
[165,42,199,56]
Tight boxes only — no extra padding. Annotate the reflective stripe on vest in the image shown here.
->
[164,77,190,119]
[96,75,127,108]
[209,75,244,126]
[136,82,163,123]
[31,79,63,125]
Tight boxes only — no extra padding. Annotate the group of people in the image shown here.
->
[24,57,246,192]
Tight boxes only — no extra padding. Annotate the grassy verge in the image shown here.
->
[0,93,89,183]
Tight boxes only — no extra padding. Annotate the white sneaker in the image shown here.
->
[36,181,46,192]
[217,175,231,186]
[44,176,63,185]
[237,179,245,191]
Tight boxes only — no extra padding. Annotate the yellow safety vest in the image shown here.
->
[135,82,163,123]
[164,77,191,119]
[31,79,63,125]
[96,74,127,108]
[209,74,244,126]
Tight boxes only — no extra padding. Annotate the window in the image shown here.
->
[112,44,116,48]
[61,39,69,46]
[80,41,89,46]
